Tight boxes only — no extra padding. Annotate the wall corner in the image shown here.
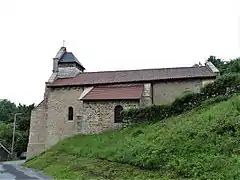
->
[141,83,153,107]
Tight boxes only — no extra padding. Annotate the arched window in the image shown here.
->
[114,105,123,123]
[68,107,73,121]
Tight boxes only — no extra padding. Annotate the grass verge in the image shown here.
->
[25,95,240,179]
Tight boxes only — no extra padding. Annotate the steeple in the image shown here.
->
[48,46,85,82]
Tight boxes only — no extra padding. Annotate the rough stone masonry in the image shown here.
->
[27,46,219,159]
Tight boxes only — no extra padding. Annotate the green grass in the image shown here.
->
[25,95,240,179]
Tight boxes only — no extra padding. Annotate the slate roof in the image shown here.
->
[59,52,85,70]
[48,66,216,87]
[82,84,144,100]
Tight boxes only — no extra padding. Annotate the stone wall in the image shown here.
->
[82,100,139,134]
[153,79,202,105]
[27,86,139,158]
[27,77,216,159]
[27,100,46,159]
[45,86,83,148]
[202,78,215,87]
[140,83,152,106]
[57,67,81,78]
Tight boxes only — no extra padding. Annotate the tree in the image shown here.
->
[16,104,35,131]
[0,99,35,156]
[225,58,240,74]
[0,99,17,122]
[206,56,240,75]
[15,103,35,155]
[14,130,29,155]
[0,122,13,150]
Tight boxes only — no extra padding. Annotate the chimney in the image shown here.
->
[53,47,67,73]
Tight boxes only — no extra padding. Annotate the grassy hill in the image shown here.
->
[25,95,240,179]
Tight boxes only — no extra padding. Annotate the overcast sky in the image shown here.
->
[0,0,239,105]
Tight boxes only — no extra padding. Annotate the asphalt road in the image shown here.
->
[0,160,52,180]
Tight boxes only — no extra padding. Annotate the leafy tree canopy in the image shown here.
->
[0,99,35,155]
[207,55,240,74]
[0,99,17,122]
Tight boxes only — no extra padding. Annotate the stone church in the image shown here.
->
[27,47,219,158]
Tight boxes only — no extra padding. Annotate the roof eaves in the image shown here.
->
[82,98,141,101]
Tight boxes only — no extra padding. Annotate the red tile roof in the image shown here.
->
[48,66,216,87]
[82,84,144,100]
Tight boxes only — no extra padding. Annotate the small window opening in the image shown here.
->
[68,107,73,121]
[114,105,123,123]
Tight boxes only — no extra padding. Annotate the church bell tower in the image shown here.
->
[48,46,85,82]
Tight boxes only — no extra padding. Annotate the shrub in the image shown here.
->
[26,95,240,179]
[122,74,240,126]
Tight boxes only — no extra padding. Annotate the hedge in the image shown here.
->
[122,73,240,126]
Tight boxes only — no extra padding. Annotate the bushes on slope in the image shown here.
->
[122,73,240,126]
[26,96,240,179]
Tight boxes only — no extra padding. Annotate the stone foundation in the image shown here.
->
[26,143,46,159]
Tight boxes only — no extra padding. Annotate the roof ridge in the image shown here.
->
[54,66,208,80]
[54,66,200,80]
[77,66,207,75]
